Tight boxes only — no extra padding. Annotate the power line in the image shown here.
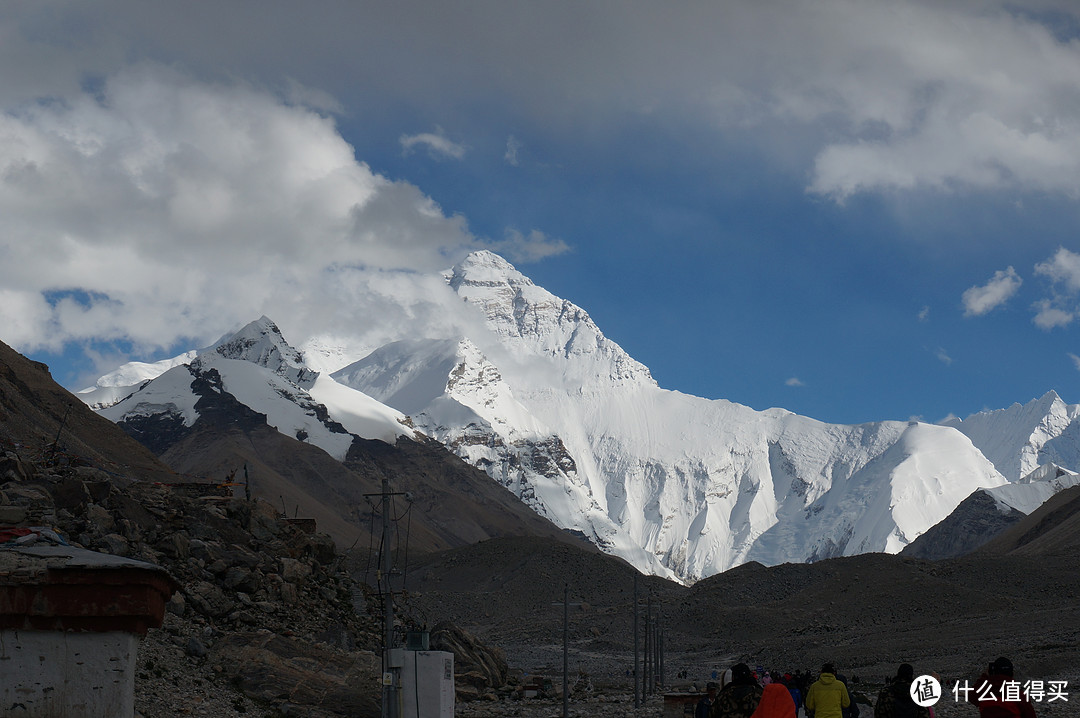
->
[363,479,412,718]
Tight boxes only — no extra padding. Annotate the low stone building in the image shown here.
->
[0,533,176,717]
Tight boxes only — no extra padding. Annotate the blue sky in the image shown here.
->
[2,1,1080,425]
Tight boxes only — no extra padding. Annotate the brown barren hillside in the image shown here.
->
[0,340,175,482]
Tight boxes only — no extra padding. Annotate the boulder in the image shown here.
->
[186,580,237,618]
[430,621,508,693]
[210,631,381,716]
[0,452,29,482]
[99,532,130,556]
[86,503,115,532]
[280,556,312,582]
[51,477,92,511]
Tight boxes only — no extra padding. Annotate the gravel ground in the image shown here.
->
[452,680,1080,718]
[455,696,1080,718]
[134,614,267,718]
[459,642,1080,718]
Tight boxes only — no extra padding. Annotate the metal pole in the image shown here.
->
[652,617,660,691]
[563,584,569,718]
[633,573,639,709]
[653,605,660,693]
[644,593,652,696]
[655,622,661,692]
[381,477,398,718]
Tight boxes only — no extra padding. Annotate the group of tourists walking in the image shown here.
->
[696,657,1039,718]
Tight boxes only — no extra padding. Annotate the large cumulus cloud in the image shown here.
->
[0,66,489,357]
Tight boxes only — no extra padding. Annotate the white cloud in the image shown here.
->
[935,347,953,365]
[1035,247,1080,292]
[505,135,522,166]
[0,290,55,350]
[399,126,466,160]
[962,267,1022,316]
[488,228,570,264]
[6,3,1080,202]
[1069,352,1080,372]
[0,65,484,355]
[1032,247,1080,329]
[918,306,930,322]
[1033,300,1075,330]
[785,377,805,387]
[778,4,1080,201]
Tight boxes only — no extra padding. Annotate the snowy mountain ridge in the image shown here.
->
[93,317,412,461]
[942,391,1080,481]
[82,252,1080,583]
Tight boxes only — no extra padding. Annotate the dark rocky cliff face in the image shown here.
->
[901,489,1024,560]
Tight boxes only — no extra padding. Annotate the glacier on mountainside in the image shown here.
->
[942,391,1080,482]
[330,335,677,578]
[82,253,1079,583]
[78,351,198,410]
[315,251,1016,581]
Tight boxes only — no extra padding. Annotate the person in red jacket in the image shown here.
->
[969,657,1037,718]
[752,681,797,718]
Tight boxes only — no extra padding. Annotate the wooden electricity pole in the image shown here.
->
[633,573,640,709]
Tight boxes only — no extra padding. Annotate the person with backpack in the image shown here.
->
[968,657,1037,718]
[874,663,927,718]
[712,663,764,718]
[806,663,851,718]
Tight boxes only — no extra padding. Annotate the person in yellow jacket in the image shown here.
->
[805,663,851,718]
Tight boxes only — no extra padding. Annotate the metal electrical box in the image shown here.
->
[398,649,454,718]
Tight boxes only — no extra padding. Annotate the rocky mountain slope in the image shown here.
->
[406,483,1080,688]
[977,483,1080,557]
[81,252,1080,585]
[0,339,174,483]
[0,341,377,716]
[903,464,1080,559]
[79,324,585,555]
[0,339,528,716]
[5,338,1080,716]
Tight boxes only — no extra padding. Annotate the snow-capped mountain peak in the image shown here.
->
[93,318,412,459]
[81,251,1080,584]
[213,316,318,389]
[942,390,1080,481]
[446,251,655,387]
[446,249,522,290]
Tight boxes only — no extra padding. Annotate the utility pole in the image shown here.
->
[654,609,663,693]
[563,584,569,718]
[633,573,640,709]
[365,478,409,718]
[551,584,582,718]
[653,600,659,694]
[49,403,71,460]
[382,477,396,718]
[644,592,652,696]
